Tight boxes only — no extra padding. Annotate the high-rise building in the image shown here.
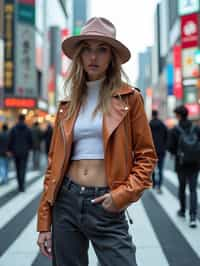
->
[0,0,70,126]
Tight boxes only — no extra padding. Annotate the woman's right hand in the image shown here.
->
[37,231,52,258]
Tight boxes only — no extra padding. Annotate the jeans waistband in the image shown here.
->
[64,176,109,196]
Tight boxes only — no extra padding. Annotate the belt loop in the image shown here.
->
[65,177,72,190]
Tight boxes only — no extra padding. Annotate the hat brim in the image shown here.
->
[62,35,131,64]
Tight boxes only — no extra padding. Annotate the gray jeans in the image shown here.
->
[52,177,137,266]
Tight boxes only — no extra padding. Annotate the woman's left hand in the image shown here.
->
[92,193,120,213]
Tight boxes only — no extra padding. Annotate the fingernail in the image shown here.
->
[48,248,51,253]
[91,199,94,203]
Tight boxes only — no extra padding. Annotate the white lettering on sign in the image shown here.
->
[183,21,197,36]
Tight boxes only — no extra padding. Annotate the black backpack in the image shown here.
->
[176,125,200,165]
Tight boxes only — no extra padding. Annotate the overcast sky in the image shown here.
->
[90,0,159,84]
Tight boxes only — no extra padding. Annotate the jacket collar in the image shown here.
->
[60,85,134,103]
[60,85,135,151]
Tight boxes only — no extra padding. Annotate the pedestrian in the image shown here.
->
[31,121,42,170]
[8,114,33,192]
[0,123,10,185]
[43,122,53,155]
[150,110,168,193]
[37,17,157,266]
[168,105,200,228]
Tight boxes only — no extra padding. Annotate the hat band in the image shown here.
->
[81,30,115,39]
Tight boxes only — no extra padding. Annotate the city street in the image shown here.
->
[0,157,200,266]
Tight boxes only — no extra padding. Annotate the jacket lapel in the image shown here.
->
[62,103,81,140]
[60,85,134,151]
[103,96,129,151]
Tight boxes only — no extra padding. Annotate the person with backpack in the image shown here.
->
[150,110,168,193]
[168,105,200,228]
[8,114,33,192]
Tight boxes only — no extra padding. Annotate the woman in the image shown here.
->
[37,17,157,266]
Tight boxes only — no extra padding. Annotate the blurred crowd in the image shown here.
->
[150,105,200,228]
[0,114,53,191]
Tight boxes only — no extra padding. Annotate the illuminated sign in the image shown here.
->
[178,0,200,15]
[181,13,199,48]
[0,40,3,88]
[173,45,183,99]
[0,0,3,37]
[3,0,15,93]
[4,98,36,108]
[185,103,199,117]
[17,0,35,25]
[19,0,35,4]
[182,47,199,78]
[15,24,37,97]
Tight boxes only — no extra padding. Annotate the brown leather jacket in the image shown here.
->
[37,86,157,231]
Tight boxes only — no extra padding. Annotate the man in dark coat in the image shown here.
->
[0,123,10,184]
[168,105,200,228]
[150,110,168,193]
[31,121,42,170]
[8,114,33,192]
[43,122,53,155]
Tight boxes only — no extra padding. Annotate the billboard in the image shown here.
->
[166,64,174,96]
[0,39,3,108]
[15,23,37,97]
[0,0,3,37]
[178,0,200,16]
[182,47,199,78]
[181,13,199,48]
[0,39,3,88]
[3,0,15,94]
[173,45,183,99]
[185,103,199,117]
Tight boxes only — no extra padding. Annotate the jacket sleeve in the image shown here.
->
[111,91,157,210]
[37,105,61,232]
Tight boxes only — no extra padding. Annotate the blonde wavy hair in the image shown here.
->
[63,42,129,120]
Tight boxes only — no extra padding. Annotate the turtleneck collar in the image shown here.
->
[86,78,104,89]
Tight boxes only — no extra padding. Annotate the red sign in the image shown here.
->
[181,13,199,48]
[173,45,183,99]
[185,103,199,117]
[18,0,35,4]
[48,66,55,92]
[4,98,36,108]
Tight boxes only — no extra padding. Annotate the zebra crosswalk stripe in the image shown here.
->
[152,186,200,258]
[0,169,199,266]
[128,201,170,266]
[0,178,42,229]
[0,171,41,198]
[0,216,38,266]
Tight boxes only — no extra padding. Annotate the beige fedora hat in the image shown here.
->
[62,17,131,64]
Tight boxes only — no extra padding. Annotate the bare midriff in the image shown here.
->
[66,159,107,187]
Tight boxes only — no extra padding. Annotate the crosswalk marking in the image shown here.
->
[164,169,200,200]
[0,178,42,229]
[129,201,170,266]
[0,171,41,197]
[0,169,199,266]
[152,186,200,258]
[0,216,38,266]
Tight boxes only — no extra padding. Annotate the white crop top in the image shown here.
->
[71,79,104,160]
